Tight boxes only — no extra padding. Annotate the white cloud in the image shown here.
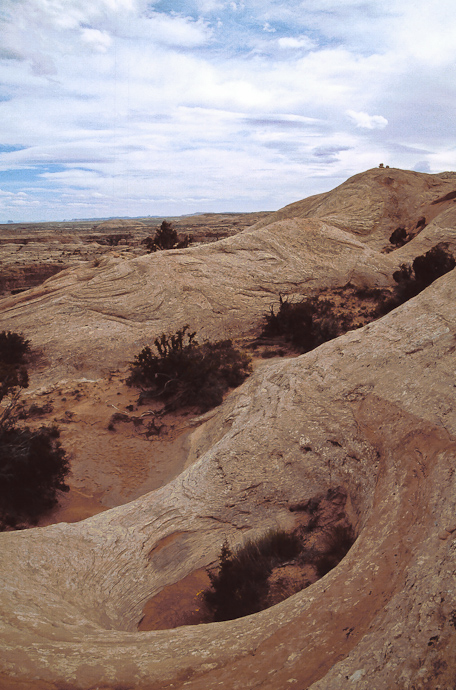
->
[195,0,227,11]
[80,29,112,54]
[393,0,456,66]
[30,53,57,76]
[346,110,388,130]
[278,36,315,50]
[145,14,212,48]
[0,0,455,221]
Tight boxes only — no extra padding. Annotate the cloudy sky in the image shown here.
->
[0,0,455,222]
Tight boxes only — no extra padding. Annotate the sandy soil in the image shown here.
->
[22,372,203,528]
[28,340,293,528]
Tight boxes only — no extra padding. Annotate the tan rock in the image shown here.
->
[1,168,456,689]
[0,218,399,383]
[250,166,456,250]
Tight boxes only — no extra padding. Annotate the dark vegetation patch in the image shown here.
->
[389,226,408,248]
[0,424,69,530]
[0,331,30,365]
[204,530,302,621]
[387,243,456,307]
[127,326,252,413]
[430,190,456,204]
[202,487,356,622]
[0,331,69,530]
[0,331,30,400]
[259,244,455,355]
[260,284,391,354]
[387,216,426,250]
[142,220,191,252]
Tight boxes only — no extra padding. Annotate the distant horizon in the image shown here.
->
[2,0,456,223]
[3,163,456,225]
[0,208,273,226]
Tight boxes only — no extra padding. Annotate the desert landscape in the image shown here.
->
[1,166,456,689]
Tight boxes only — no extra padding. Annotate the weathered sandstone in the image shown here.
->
[1,167,456,689]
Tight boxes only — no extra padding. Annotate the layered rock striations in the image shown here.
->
[1,167,456,689]
[250,167,456,249]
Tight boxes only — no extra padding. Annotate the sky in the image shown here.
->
[0,0,456,222]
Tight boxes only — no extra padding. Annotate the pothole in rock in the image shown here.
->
[138,487,356,630]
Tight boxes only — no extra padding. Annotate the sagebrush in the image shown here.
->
[204,530,302,621]
[128,326,251,412]
[0,331,69,530]
[262,294,343,353]
[143,220,190,252]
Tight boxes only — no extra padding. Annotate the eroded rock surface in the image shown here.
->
[0,219,400,383]
[250,166,456,250]
[1,168,456,689]
[0,213,268,297]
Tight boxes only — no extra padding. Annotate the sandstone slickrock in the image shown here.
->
[1,167,456,689]
[0,213,269,298]
[250,167,456,249]
[0,218,402,383]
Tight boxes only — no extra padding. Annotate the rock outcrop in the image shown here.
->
[0,217,401,382]
[250,167,456,250]
[1,167,456,689]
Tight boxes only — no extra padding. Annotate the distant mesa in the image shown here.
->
[92,218,147,231]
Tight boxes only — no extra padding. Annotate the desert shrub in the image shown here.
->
[381,244,456,314]
[143,220,191,252]
[0,331,31,403]
[128,326,251,412]
[0,331,30,366]
[204,530,302,621]
[353,286,386,301]
[314,524,356,577]
[0,424,69,530]
[412,244,455,287]
[0,332,69,530]
[389,226,408,248]
[262,295,343,353]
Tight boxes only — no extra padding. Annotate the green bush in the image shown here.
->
[127,326,252,412]
[0,331,70,530]
[204,530,302,621]
[143,220,191,252]
[0,425,69,530]
[380,244,456,314]
[262,295,343,353]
